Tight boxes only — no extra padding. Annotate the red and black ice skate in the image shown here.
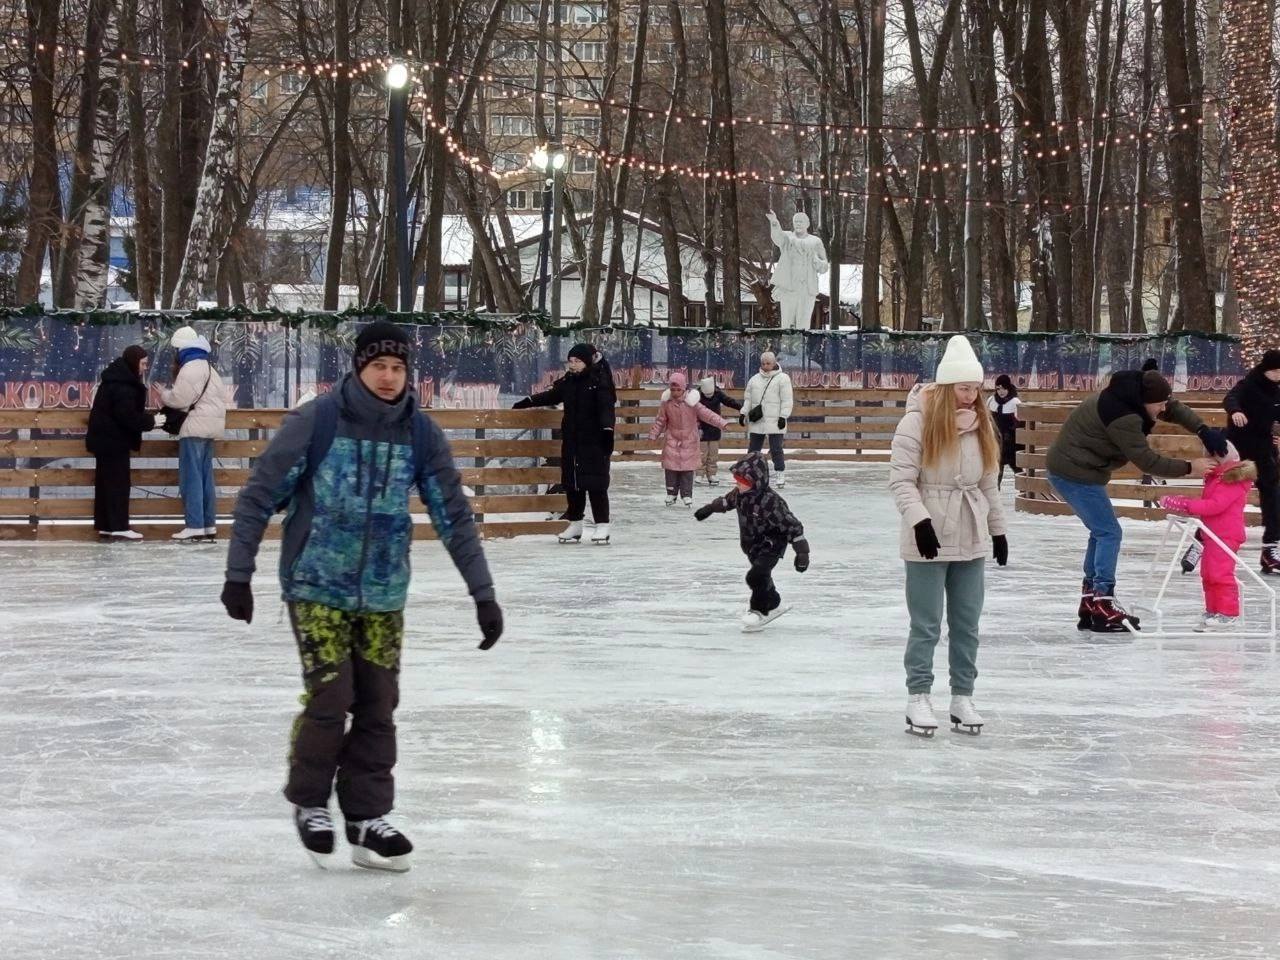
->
[1090,592,1140,633]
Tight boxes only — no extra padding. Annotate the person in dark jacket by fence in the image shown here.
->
[514,342,617,544]
[696,376,742,485]
[86,346,162,540]
[987,374,1022,488]
[1224,349,1280,574]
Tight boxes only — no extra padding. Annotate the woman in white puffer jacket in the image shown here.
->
[741,351,794,487]
[161,325,227,541]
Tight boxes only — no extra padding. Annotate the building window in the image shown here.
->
[564,116,600,139]
[570,77,599,100]
[503,2,538,23]
[572,153,595,174]
[497,40,538,60]
[505,190,528,210]
[646,41,674,63]
[279,73,305,95]
[247,77,270,100]
[748,44,773,65]
[573,3,604,24]
[490,114,535,137]
[570,41,605,62]
[572,188,593,210]
[492,152,527,173]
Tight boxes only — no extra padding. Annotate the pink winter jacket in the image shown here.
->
[649,375,729,471]
[1160,460,1257,548]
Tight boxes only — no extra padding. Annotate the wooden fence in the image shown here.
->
[0,388,1228,540]
[1012,400,1263,523]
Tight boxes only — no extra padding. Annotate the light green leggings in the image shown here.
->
[904,558,985,696]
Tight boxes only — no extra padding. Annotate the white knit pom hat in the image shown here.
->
[934,335,984,385]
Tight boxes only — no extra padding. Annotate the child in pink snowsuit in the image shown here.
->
[1161,446,1258,630]
[650,372,729,506]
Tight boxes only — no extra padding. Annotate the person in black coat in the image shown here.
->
[1224,349,1280,573]
[695,375,742,485]
[86,346,161,539]
[987,374,1022,488]
[514,343,617,543]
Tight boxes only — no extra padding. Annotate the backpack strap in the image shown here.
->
[277,393,339,512]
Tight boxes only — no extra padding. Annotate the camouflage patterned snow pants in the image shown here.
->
[283,601,404,820]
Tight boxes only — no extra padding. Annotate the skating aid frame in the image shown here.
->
[1132,516,1277,650]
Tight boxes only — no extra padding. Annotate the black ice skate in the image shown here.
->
[346,817,413,873]
[1262,545,1280,577]
[293,805,335,868]
[1090,593,1140,633]
[1077,580,1094,631]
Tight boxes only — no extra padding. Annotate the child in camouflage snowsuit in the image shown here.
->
[694,453,809,630]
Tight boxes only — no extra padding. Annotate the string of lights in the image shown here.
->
[0,27,1224,139]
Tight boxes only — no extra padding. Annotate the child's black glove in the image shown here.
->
[913,519,941,560]
[793,538,810,572]
[992,534,1009,566]
[512,396,533,409]
[475,599,504,650]
[694,504,714,521]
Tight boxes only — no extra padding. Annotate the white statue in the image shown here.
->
[766,210,829,329]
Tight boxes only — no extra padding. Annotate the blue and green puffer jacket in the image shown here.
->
[225,373,494,612]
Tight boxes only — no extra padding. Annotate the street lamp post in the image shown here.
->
[386,62,412,312]
[530,144,567,314]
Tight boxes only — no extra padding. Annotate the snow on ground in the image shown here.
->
[3,462,1279,960]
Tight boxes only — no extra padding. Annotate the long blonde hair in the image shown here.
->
[920,383,1000,474]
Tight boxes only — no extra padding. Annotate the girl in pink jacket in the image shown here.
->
[1161,446,1258,631]
[650,372,729,506]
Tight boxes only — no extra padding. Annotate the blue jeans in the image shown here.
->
[1048,473,1122,594]
[179,437,217,529]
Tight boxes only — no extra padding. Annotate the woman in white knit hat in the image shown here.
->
[888,335,1007,737]
[741,350,794,487]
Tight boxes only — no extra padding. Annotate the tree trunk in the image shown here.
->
[1128,0,1156,333]
[172,0,255,308]
[861,0,886,330]
[16,0,61,303]
[601,0,649,324]
[955,8,983,329]
[655,0,688,324]
[1054,0,1089,329]
[119,0,156,308]
[1225,0,1280,355]
[1161,0,1215,331]
[323,0,353,310]
[580,0,622,324]
[1022,0,1059,330]
[706,0,743,325]
[75,5,121,308]
[978,0,1016,331]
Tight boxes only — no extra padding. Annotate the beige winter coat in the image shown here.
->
[160,359,227,440]
[889,383,1006,562]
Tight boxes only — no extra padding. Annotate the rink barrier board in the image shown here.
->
[0,519,561,542]
[0,391,1231,539]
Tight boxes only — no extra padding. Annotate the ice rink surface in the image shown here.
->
[3,462,1279,960]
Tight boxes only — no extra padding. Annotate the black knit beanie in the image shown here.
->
[1259,349,1280,372]
[122,345,148,378]
[1141,370,1172,403]
[567,342,595,364]
[994,374,1013,390]
[353,321,412,373]
[1141,358,1159,372]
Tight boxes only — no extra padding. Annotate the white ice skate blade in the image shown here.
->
[742,605,791,633]
[305,849,335,870]
[590,537,610,545]
[904,722,936,738]
[950,720,983,736]
[352,847,411,873]
[556,537,581,544]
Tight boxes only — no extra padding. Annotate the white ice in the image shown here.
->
[3,463,1280,960]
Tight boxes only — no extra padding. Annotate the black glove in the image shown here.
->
[512,396,533,410]
[221,580,254,623]
[1197,425,1228,457]
[777,417,787,430]
[738,414,747,427]
[793,538,810,572]
[913,519,940,560]
[694,504,714,521]
[992,534,1009,567]
[602,428,615,455]
[476,599,504,650]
